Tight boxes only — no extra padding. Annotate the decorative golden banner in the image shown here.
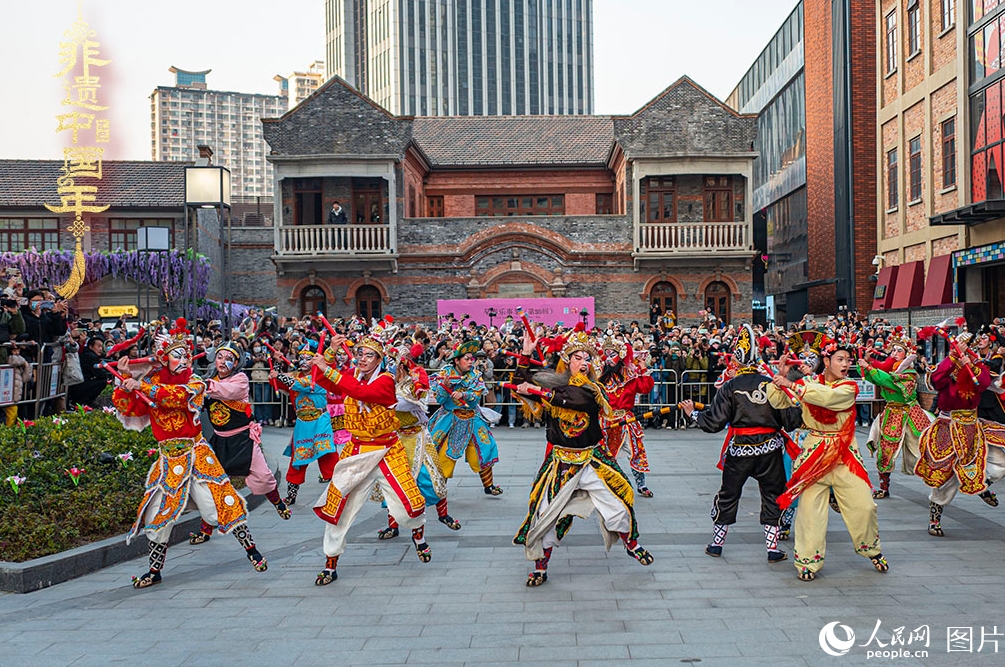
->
[44,7,112,299]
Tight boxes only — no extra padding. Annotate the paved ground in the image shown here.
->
[2,423,1005,666]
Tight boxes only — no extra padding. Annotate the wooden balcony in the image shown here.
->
[634,222,752,264]
[273,224,397,272]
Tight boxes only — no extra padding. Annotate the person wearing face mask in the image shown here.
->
[512,327,654,587]
[269,339,340,506]
[113,318,269,588]
[188,343,291,546]
[19,289,67,362]
[249,341,272,424]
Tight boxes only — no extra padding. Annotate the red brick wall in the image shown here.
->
[850,0,878,313]
[805,0,836,312]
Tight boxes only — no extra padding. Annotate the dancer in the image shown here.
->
[512,326,653,587]
[310,325,429,585]
[269,340,339,506]
[915,327,1005,536]
[113,318,267,588]
[681,324,801,563]
[975,325,1005,425]
[379,343,459,539]
[189,342,290,545]
[599,335,656,497]
[428,339,503,495]
[768,338,889,582]
[859,330,932,499]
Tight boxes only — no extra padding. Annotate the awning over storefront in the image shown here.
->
[929,199,1005,226]
[921,253,953,306]
[890,260,925,309]
[870,265,898,311]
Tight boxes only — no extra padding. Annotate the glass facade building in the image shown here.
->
[325,0,594,116]
[727,3,806,322]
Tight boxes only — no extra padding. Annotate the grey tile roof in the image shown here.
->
[0,160,188,208]
[411,116,615,167]
[614,77,757,158]
[262,76,412,157]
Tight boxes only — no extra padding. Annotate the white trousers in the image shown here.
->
[538,465,631,551]
[930,445,1005,506]
[322,465,425,557]
[144,480,226,545]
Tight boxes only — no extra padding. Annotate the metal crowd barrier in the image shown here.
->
[0,342,68,420]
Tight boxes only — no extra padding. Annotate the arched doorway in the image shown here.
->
[649,281,677,320]
[301,286,327,317]
[705,281,731,324]
[355,285,382,321]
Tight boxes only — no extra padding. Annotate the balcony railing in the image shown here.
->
[277,224,394,256]
[636,222,751,254]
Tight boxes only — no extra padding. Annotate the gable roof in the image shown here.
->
[614,76,757,158]
[262,76,411,157]
[411,116,614,167]
[0,160,187,208]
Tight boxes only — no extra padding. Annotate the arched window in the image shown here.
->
[705,281,731,324]
[355,285,381,321]
[649,281,677,320]
[301,286,327,317]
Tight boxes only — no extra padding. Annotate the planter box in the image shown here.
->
[0,491,264,594]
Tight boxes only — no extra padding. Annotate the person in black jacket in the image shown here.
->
[19,289,68,362]
[681,324,803,564]
[69,336,111,407]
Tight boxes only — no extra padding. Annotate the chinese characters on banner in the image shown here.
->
[44,8,112,299]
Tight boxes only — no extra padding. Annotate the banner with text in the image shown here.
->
[437,298,595,330]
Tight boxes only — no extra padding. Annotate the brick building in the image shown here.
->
[875,0,1005,324]
[260,75,757,326]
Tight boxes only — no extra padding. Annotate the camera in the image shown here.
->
[0,298,16,309]
[40,300,55,310]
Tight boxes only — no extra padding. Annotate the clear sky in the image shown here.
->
[0,0,799,160]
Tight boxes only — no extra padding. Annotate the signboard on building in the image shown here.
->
[98,305,139,318]
[437,298,595,329]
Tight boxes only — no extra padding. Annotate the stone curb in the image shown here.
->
[0,490,265,594]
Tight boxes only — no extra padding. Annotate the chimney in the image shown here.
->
[196,144,213,166]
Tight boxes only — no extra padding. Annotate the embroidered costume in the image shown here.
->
[767,339,888,582]
[428,340,503,495]
[113,319,267,588]
[512,327,653,587]
[189,343,290,544]
[378,344,459,538]
[311,323,430,585]
[914,328,1005,537]
[599,335,656,497]
[860,331,932,499]
[691,325,802,562]
[271,340,339,506]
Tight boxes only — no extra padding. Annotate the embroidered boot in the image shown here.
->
[188,519,214,545]
[979,480,999,507]
[378,514,399,540]
[527,547,552,586]
[928,501,944,536]
[778,507,795,541]
[706,523,728,557]
[622,535,654,565]
[233,523,267,572]
[132,541,167,589]
[631,470,653,498]
[412,526,431,563]
[479,467,503,495]
[828,489,842,513]
[284,482,300,506]
[316,556,338,586]
[873,472,891,499]
[436,498,461,530]
[764,524,786,563]
[266,488,291,519]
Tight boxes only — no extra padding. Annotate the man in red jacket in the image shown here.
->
[600,336,656,497]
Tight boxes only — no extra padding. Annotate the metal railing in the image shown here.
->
[277,224,393,255]
[636,221,750,253]
[0,343,68,420]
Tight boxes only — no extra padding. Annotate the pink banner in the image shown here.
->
[437,298,595,329]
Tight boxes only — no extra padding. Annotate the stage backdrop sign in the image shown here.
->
[437,298,595,329]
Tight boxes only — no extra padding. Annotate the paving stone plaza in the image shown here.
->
[2,425,1004,667]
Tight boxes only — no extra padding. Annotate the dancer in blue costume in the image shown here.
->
[429,339,503,495]
[270,339,339,506]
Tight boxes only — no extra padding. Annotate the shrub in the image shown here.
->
[0,408,157,562]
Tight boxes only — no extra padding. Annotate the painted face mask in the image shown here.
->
[167,347,190,374]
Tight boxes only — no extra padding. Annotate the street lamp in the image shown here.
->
[579,308,589,327]
[137,227,171,323]
[184,159,231,327]
[486,307,497,328]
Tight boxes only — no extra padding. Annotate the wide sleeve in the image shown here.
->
[766,383,798,410]
[695,381,732,433]
[141,376,205,410]
[930,356,954,391]
[862,366,900,392]
[795,379,857,411]
[207,373,249,400]
[320,368,397,407]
